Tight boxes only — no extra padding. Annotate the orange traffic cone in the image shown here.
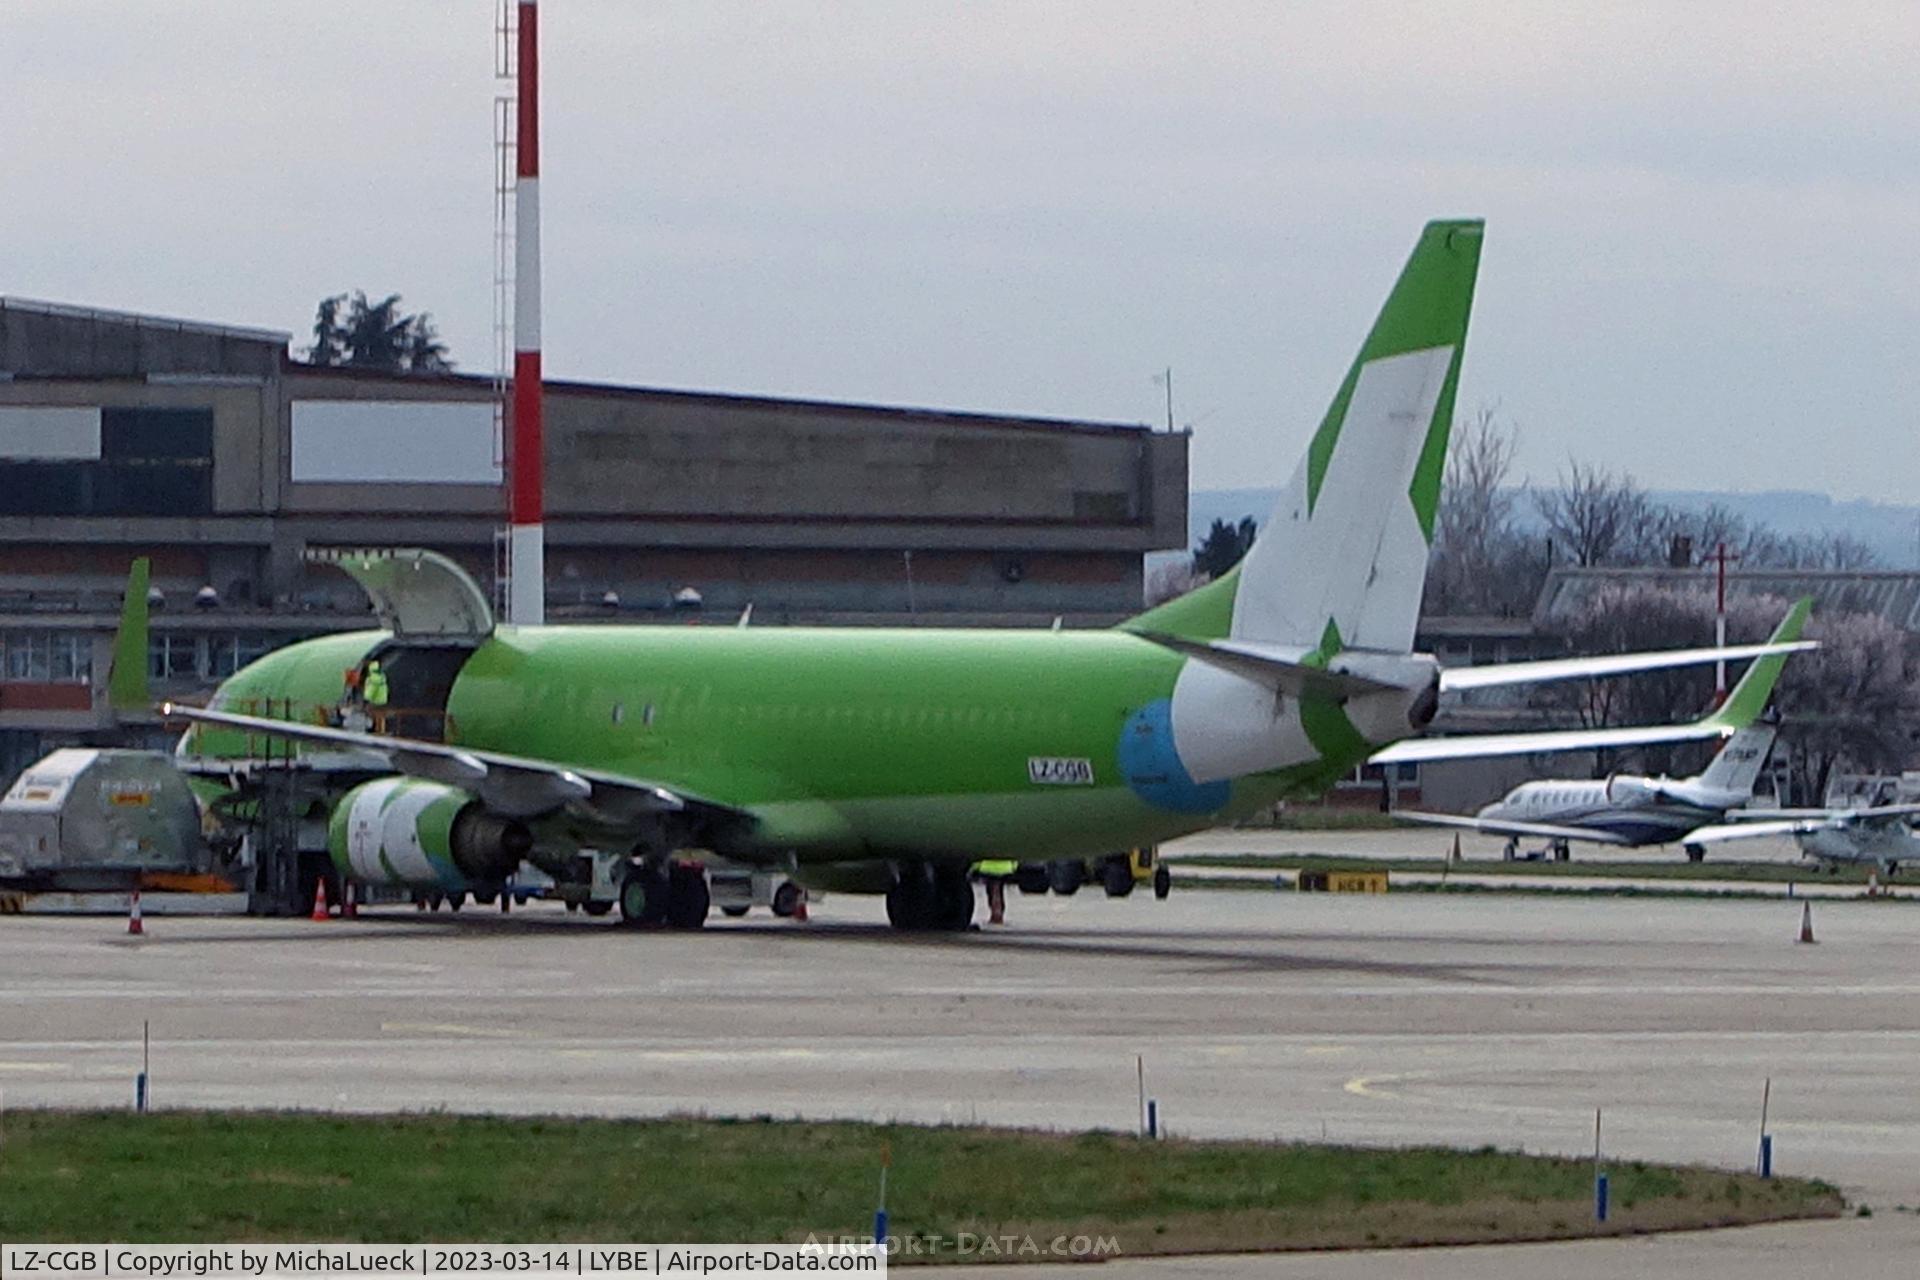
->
[127,889,144,937]
[310,879,331,921]
[1797,901,1816,945]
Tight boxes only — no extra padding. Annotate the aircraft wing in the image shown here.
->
[1437,641,1813,693]
[1391,810,1634,846]
[1682,819,1837,845]
[1371,721,1727,765]
[1737,804,1920,823]
[164,702,742,824]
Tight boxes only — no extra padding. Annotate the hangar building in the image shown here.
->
[0,297,1187,778]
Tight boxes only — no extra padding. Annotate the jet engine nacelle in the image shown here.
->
[327,777,533,891]
[1603,774,1657,807]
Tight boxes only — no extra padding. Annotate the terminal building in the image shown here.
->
[0,297,1188,779]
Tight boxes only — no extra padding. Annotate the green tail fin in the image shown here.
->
[107,557,151,714]
[1125,219,1483,647]
[1706,595,1811,731]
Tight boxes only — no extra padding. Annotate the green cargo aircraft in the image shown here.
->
[162,221,1810,930]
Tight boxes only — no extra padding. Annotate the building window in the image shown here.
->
[0,631,91,684]
[208,633,273,678]
[148,634,200,682]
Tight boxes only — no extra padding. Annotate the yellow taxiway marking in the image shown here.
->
[1303,1044,1352,1056]
[0,1062,65,1073]
[378,1022,533,1040]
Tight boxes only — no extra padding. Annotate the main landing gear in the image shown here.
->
[885,860,974,931]
[617,858,710,929]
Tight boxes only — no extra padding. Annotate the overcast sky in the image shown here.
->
[9,2,1919,499]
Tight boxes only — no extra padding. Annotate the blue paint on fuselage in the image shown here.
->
[1119,698,1231,815]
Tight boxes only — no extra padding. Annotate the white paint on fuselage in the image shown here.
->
[1168,658,1429,786]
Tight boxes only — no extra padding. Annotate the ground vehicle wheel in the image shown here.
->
[1101,856,1135,898]
[1685,844,1706,863]
[1014,864,1051,895]
[665,864,710,929]
[619,866,667,925]
[1153,864,1172,900]
[1047,858,1085,895]
[582,900,612,917]
[771,880,803,918]
[722,905,750,918]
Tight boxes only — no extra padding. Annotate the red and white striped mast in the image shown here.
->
[507,0,546,625]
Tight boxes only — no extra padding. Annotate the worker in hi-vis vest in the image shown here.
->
[363,659,390,709]
[974,858,1018,926]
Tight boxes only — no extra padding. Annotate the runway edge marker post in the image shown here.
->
[1593,1107,1608,1223]
[1758,1077,1773,1177]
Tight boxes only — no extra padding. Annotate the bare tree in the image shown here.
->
[1144,558,1204,606]
[1770,610,1920,803]
[1426,408,1545,615]
[1533,460,1651,568]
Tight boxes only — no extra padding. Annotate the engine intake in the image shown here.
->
[328,777,531,890]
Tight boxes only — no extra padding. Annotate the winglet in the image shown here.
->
[1708,596,1812,731]
[107,557,151,713]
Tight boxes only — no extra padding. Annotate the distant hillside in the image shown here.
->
[1180,488,1920,569]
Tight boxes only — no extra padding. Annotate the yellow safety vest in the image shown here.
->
[975,859,1018,877]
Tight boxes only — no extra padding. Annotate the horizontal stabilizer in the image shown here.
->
[1133,632,1404,700]
[1438,641,1814,693]
[1371,720,1726,766]
[1391,810,1633,846]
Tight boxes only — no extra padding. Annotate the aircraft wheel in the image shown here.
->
[474,890,498,905]
[886,863,937,930]
[666,864,710,929]
[1552,841,1571,863]
[771,881,803,918]
[445,891,465,912]
[722,905,750,918]
[1503,838,1518,862]
[933,863,974,931]
[1014,864,1051,895]
[1153,864,1172,900]
[1101,857,1135,898]
[1047,859,1085,896]
[1685,844,1706,863]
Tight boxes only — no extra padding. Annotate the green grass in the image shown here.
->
[1174,853,1920,887]
[0,1112,1841,1259]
